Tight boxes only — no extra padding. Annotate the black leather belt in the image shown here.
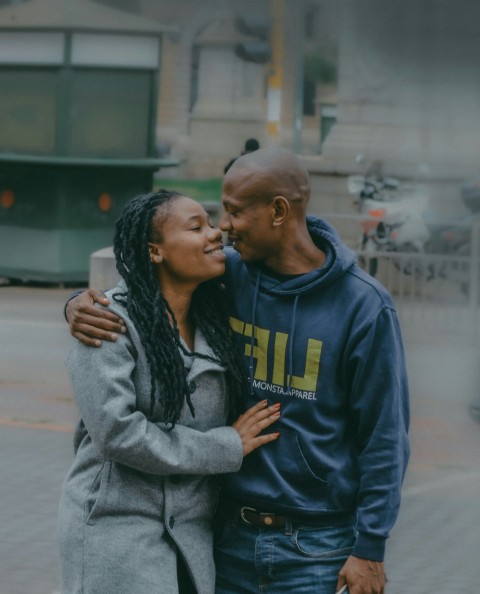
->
[239,506,288,529]
[223,502,355,531]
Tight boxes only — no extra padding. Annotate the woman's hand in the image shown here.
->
[233,400,281,456]
[65,289,127,347]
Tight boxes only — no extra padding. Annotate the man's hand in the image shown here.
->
[336,555,386,594]
[65,288,126,347]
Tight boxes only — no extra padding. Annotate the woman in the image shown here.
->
[58,190,280,594]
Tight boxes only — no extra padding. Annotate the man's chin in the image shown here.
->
[234,245,260,263]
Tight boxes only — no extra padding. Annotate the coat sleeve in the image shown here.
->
[66,334,244,477]
[347,305,410,562]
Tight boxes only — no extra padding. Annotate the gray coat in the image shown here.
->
[58,282,243,594]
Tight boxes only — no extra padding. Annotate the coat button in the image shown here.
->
[188,380,196,393]
[169,516,175,529]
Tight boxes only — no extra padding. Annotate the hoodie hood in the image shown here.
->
[243,216,357,296]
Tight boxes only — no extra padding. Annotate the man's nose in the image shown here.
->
[218,212,231,231]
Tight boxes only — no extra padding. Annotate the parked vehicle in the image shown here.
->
[347,164,431,277]
[348,161,477,284]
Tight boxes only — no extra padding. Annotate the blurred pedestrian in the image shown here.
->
[224,137,260,174]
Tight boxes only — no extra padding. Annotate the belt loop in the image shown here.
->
[285,517,293,536]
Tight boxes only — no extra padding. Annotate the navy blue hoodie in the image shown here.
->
[222,216,410,562]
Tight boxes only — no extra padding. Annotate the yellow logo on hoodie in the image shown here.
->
[229,317,322,392]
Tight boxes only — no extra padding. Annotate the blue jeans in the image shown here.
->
[214,509,355,594]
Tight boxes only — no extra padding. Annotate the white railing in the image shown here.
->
[321,213,480,344]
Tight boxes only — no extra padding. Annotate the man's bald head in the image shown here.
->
[225,147,311,212]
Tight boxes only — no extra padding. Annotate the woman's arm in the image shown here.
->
[68,336,279,476]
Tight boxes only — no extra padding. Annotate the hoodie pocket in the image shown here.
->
[276,430,328,485]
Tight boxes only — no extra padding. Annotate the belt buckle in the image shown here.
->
[239,506,256,525]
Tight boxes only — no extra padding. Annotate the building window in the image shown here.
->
[0,69,58,154]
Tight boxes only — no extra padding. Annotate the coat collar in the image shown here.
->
[113,280,226,378]
[180,326,226,379]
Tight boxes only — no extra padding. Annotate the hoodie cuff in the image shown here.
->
[352,532,386,562]
[63,289,85,322]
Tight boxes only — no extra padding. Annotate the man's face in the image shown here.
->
[219,168,278,263]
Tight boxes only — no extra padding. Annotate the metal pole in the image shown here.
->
[266,0,284,145]
[292,0,304,154]
[469,216,480,344]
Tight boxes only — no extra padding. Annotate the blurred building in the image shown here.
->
[1,0,478,210]
[0,0,177,281]
[128,0,341,177]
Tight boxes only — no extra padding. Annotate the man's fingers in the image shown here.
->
[71,331,102,348]
[75,312,125,332]
[74,306,124,326]
[71,322,121,342]
[88,288,110,304]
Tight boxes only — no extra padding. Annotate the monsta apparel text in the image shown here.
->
[229,316,322,400]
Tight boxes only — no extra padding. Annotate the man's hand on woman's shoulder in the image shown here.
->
[66,288,126,347]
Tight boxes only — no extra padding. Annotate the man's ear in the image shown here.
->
[271,196,290,227]
[148,242,163,264]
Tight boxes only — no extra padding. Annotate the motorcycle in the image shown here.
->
[347,165,432,277]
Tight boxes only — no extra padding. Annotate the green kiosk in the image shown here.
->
[0,0,177,283]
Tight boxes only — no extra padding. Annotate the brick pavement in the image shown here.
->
[1,285,479,593]
[0,426,73,594]
[383,335,480,593]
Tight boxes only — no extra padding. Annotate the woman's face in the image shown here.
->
[148,196,225,290]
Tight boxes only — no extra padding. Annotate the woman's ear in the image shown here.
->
[271,196,290,227]
[148,242,163,264]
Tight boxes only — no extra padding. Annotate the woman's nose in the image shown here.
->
[208,226,222,241]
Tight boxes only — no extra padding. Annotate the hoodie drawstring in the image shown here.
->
[287,295,299,395]
[248,269,300,396]
[249,270,262,395]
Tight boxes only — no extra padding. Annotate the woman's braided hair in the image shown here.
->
[112,189,246,427]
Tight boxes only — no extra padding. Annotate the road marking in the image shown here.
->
[0,416,74,433]
[0,317,66,329]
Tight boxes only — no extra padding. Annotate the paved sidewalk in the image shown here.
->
[0,286,75,594]
[383,329,480,593]
[1,285,479,593]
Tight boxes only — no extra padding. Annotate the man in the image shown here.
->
[66,148,409,594]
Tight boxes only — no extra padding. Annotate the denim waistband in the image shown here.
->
[218,499,355,530]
